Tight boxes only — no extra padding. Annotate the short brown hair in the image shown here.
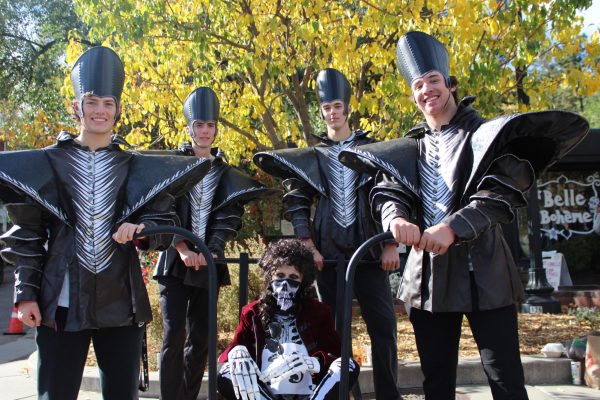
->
[449,76,459,104]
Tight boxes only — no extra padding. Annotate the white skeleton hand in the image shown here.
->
[261,352,320,384]
[228,345,264,400]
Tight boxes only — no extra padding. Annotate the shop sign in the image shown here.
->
[538,174,600,240]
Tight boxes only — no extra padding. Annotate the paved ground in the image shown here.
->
[2,265,600,399]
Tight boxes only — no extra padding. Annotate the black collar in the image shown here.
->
[178,142,226,161]
[312,129,370,145]
[56,131,129,151]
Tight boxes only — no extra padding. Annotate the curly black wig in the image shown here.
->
[257,239,316,333]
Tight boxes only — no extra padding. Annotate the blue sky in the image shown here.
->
[580,0,600,36]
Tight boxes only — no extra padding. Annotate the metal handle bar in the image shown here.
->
[135,225,218,400]
[339,231,394,398]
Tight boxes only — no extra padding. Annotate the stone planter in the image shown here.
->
[592,291,600,308]
[394,299,408,315]
[351,299,408,317]
[556,285,600,310]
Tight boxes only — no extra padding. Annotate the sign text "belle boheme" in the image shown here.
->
[538,174,600,240]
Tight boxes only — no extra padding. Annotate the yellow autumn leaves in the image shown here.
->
[56,0,600,165]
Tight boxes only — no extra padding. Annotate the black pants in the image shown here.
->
[36,307,143,400]
[317,263,399,400]
[158,276,213,400]
[410,305,528,400]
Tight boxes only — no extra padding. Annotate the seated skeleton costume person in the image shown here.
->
[217,239,359,400]
[0,47,210,399]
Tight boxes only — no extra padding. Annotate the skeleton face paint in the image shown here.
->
[271,278,300,311]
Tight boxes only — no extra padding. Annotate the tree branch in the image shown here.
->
[219,117,266,150]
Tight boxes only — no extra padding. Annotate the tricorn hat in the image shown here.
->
[71,46,125,118]
[183,87,220,137]
[396,31,450,87]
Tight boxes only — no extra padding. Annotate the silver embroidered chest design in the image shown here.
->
[327,142,359,228]
[66,148,121,274]
[419,130,464,228]
[188,165,220,241]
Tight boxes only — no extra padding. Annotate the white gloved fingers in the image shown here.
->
[228,346,261,400]
[249,365,261,398]
[229,365,243,400]
[230,345,253,361]
[261,354,290,382]
[267,354,309,384]
[242,361,258,398]
[240,358,262,397]
[269,368,296,384]
[329,357,357,373]
[303,355,321,374]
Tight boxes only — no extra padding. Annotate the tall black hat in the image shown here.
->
[396,31,450,87]
[183,87,220,137]
[70,46,125,118]
[316,68,352,115]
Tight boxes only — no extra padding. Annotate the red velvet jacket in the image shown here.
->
[218,298,340,379]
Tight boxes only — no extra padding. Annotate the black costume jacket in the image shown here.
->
[253,130,380,261]
[339,98,589,312]
[0,133,210,330]
[153,143,274,287]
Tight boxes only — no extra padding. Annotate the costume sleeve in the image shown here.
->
[443,154,534,242]
[206,202,244,256]
[218,307,258,363]
[282,177,317,239]
[371,171,418,232]
[0,202,49,304]
[132,192,180,251]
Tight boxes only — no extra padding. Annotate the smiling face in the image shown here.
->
[411,70,457,119]
[74,95,118,136]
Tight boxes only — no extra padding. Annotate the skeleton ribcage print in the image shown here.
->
[188,166,220,241]
[420,131,463,228]
[327,142,359,228]
[275,314,302,345]
[67,148,120,274]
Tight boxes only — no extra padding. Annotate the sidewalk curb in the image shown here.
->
[355,356,571,395]
[79,355,572,398]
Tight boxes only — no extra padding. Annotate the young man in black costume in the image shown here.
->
[0,46,209,400]
[254,68,401,400]
[338,31,589,400]
[153,86,274,400]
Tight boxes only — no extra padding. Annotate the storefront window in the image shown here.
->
[519,171,600,281]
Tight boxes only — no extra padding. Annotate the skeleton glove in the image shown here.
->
[228,345,264,400]
[261,352,321,384]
